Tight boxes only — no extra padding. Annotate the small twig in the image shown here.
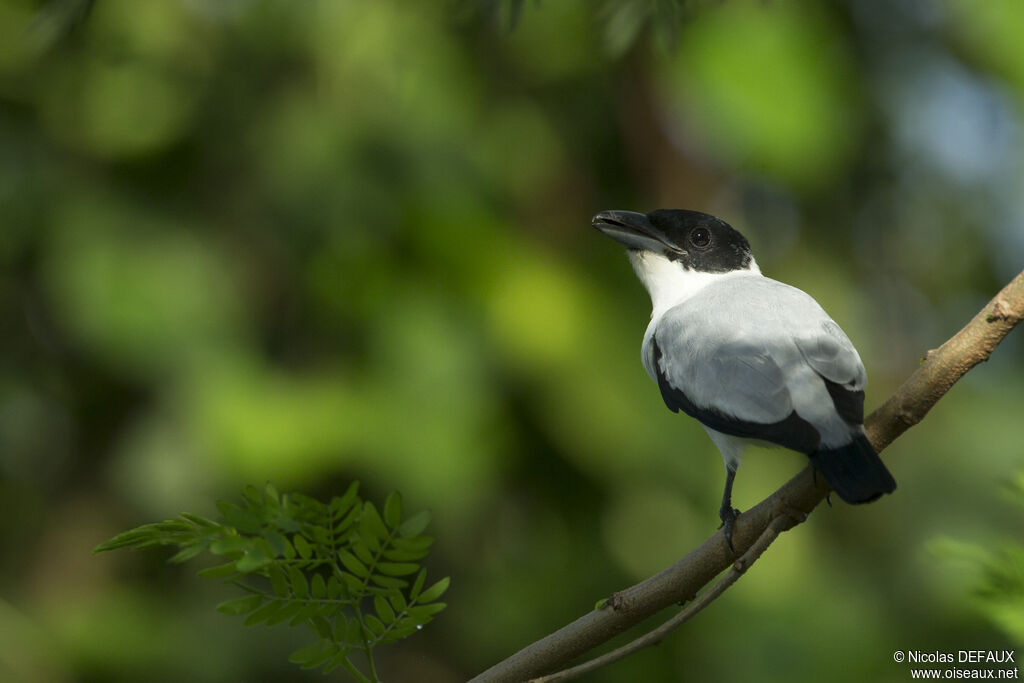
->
[530,512,802,682]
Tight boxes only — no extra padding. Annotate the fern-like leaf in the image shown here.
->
[94,483,448,682]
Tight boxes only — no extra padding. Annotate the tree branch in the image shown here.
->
[470,269,1024,683]
[531,510,803,682]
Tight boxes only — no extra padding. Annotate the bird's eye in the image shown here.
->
[690,227,711,248]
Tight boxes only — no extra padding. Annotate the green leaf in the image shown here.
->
[304,602,327,620]
[416,576,450,603]
[289,641,332,667]
[334,506,361,536]
[290,491,321,512]
[216,595,263,616]
[384,492,403,530]
[266,601,305,626]
[244,599,283,626]
[330,481,360,515]
[338,550,370,579]
[398,510,431,538]
[179,512,218,528]
[317,601,341,618]
[340,572,364,593]
[345,617,363,643]
[322,649,353,674]
[209,536,249,557]
[288,642,321,664]
[363,614,386,636]
[389,591,407,613]
[382,547,428,562]
[268,564,290,597]
[197,561,239,579]
[289,566,309,598]
[293,534,312,560]
[595,597,609,610]
[408,603,446,622]
[168,544,207,564]
[242,485,262,506]
[264,482,280,504]
[410,569,427,600]
[379,624,417,643]
[218,502,262,534]
[289,603,319,627]
[235,544,271,573]
[227,509,264,534]
[361,502,389,542]
[300,645,337,671]
[357,525,381,553]
[311,615,332,639]
[275,513,301,534]
[311,573,327,599]
[392,536,434,552]
[308,525,331,546]
[370,574,408,590]
[374,595,395,624]
[93,522,192,553]
[163,520,199,534]
[376,562,419,577]
[327,575,347,599]
[350,538,375,566]
[263,529,291,558]
[332,613,349,641]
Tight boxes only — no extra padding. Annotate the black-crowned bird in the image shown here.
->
[593,209,896,548]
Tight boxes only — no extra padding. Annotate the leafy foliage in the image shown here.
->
[95,483,448,681]
[930,470,1024,646]
[931,538,1024,646]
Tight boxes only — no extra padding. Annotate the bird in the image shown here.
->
[592,208,896,549]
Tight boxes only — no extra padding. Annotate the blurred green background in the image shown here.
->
[1,0,1023,681]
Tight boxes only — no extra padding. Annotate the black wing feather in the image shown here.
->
[822,379,865,424]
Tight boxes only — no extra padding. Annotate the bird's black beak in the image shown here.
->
[592,210,685,256]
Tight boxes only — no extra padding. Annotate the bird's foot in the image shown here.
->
[718,506,741,554]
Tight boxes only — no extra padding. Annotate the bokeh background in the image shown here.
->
[1,0,1023,681]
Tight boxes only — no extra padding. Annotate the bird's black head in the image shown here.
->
[592,209,754,274]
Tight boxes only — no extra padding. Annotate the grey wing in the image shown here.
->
[794,320,865,387]
[793,319,867,423]
[650,312,821,453]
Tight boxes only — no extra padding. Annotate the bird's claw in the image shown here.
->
[719,506,741,554]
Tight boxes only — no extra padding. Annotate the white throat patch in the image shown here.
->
[628,250,762,317]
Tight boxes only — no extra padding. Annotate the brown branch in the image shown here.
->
[529,511,804,682]
[469,269,1024,683]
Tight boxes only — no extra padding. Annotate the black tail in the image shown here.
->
[813,434,896,504]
